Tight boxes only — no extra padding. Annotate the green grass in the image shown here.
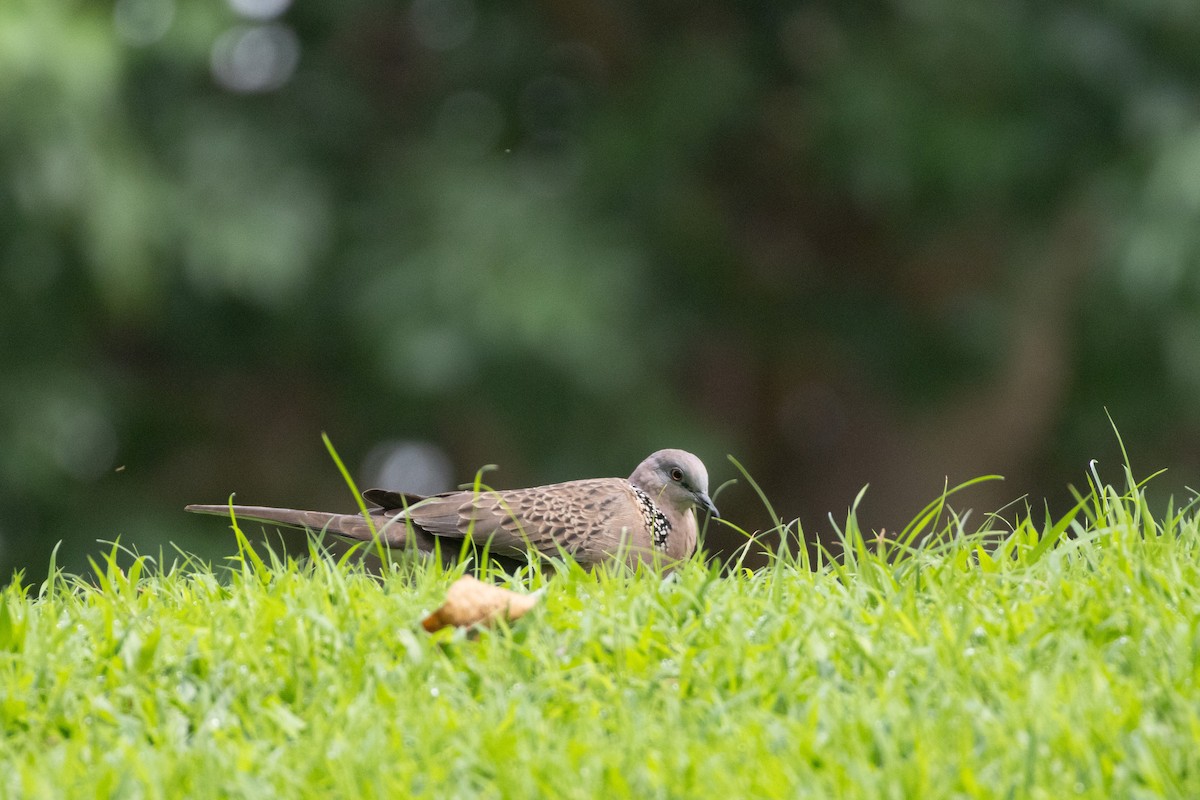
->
[2,461,1200,799]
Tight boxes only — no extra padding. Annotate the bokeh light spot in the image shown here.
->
[50,403,118,483]
[211,23,300,93]
[411,0,476,52]
[113,0,175,46]
[362,441,454,497]
[227,0,292,21]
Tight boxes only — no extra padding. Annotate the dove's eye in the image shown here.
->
[669,467,684,482]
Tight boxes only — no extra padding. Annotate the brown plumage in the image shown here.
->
[186,449,718,568]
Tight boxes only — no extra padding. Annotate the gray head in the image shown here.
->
[628,449,719,519]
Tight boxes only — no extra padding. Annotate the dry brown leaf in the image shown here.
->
[421,575,539,632]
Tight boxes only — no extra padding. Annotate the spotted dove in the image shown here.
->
[186,449,717,568]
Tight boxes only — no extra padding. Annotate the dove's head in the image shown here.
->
[629,449,719,519]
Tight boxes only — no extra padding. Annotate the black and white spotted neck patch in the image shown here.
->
[630,485,672,551]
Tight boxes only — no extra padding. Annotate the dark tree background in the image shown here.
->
[3,0,1200,580]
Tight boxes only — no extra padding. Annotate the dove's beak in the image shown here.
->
[695,491,719,519]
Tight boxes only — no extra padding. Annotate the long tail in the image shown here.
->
[185,504,412,547]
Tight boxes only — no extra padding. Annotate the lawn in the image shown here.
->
[1,462,1198,798]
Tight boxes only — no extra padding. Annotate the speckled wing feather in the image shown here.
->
[379,478,654,565]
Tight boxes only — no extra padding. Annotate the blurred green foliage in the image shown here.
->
[2,0,1200,581]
